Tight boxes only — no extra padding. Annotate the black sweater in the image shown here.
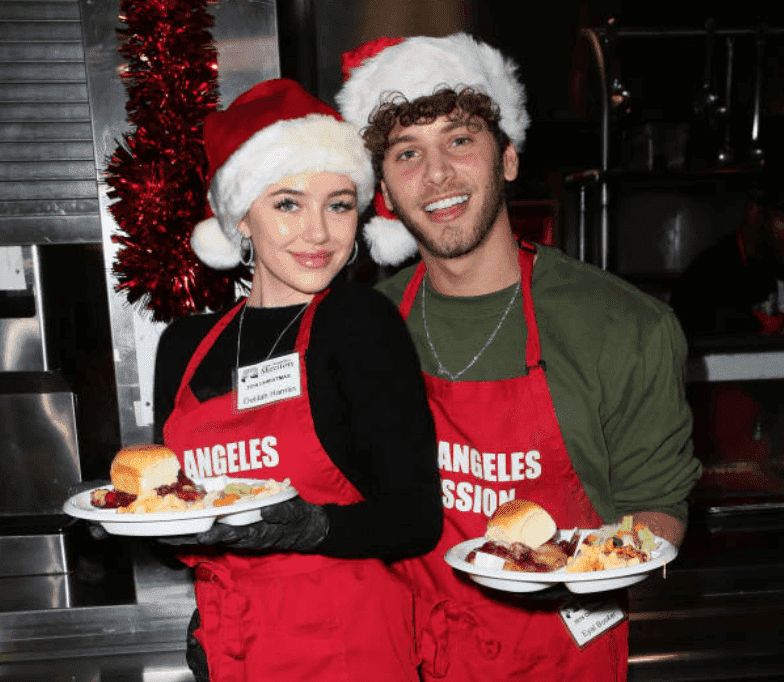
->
[153,281,441,560]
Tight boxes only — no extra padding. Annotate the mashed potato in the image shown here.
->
[116,478,291,514]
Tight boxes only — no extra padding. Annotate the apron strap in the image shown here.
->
[399,262,427,322]
[295,289,329,353]
[517,247,543,369]
[174,288,330,408]
[397,249,543,369]
[174,300,246,407]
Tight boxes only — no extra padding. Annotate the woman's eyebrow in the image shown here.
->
[267,188,305,197]
[328,189,357,198]
[267,188,357,199]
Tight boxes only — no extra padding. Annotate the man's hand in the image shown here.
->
[622,511,685,547]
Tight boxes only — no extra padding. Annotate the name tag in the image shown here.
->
[559,595,626,649]
[235,352,301,410]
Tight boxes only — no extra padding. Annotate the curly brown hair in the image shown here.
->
[362,87,510,179]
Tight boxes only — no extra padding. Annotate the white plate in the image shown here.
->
[63,477,298,536]
[444,529,678,594]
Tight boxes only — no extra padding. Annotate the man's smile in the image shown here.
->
[424,194,470,213]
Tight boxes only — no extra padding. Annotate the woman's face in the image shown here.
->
[239,172,358,307]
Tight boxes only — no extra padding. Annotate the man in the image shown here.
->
[670,181,784,336]
[337,34,702,681]
[670,181,784,476]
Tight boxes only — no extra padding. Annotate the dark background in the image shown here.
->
[278,3,784,174]
[275,2,784,275]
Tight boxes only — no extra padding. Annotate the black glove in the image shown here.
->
[68,480,112,540]
[158,497,329,553]
[186,609,210,682]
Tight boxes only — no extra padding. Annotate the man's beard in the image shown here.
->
[386,155,506,260]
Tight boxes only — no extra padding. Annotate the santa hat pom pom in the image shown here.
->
[190,216,241,270]
[363,216,419,266]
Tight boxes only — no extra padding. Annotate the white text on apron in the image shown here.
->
[438,440,542,517]
[181,437,279,479]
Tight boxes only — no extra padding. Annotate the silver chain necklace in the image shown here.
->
[422,278,519,381]
[235,301,308,370]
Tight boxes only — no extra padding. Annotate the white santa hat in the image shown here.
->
[191,78,375,270]
[335,33,529,266]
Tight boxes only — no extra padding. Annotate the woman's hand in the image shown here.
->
[68,480,112,540]
[158,497,329,553]
[186,609,209,682]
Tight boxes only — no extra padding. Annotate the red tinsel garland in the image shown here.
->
[106,0,248,322]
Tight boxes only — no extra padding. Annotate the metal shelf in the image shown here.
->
[687,350,784,382]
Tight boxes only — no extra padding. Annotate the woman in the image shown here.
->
[154,79,441,682]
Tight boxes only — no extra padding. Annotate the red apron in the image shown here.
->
[395,246,628,681]
[164,293,418,682]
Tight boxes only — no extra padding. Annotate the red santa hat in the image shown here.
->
[336,33,529,266]
[191,78,374,269]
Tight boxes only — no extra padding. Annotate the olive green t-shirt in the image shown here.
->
[377,244,702,524]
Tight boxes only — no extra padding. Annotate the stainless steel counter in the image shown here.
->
[0,650,191,682]
[0,600,192,663]
[627,502,784,681]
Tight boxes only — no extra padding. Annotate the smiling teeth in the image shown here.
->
[425,194,469,212]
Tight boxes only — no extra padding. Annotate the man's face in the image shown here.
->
[380,113,518,260]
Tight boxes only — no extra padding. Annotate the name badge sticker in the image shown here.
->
[235,352,301,410]
[560,595,626,649]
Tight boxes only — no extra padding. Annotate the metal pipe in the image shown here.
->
[693,19,718,119]
[580,27,611,270]
[275,0,318,94]
[594,26,784,38]
[717,36,735,166]
[750,25,766,166]
[30,244,50,372]
[599,23,614,271]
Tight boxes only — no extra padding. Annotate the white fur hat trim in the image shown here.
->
[363,215,419,266]
[207,113,374,264]
[190,216,242,270]
[336,33,529,150]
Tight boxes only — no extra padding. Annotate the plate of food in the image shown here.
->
[63,444,297,536]
[444,500,677,594]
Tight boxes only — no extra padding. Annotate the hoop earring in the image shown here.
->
[347,240,359,266]
[240,235,255,267]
